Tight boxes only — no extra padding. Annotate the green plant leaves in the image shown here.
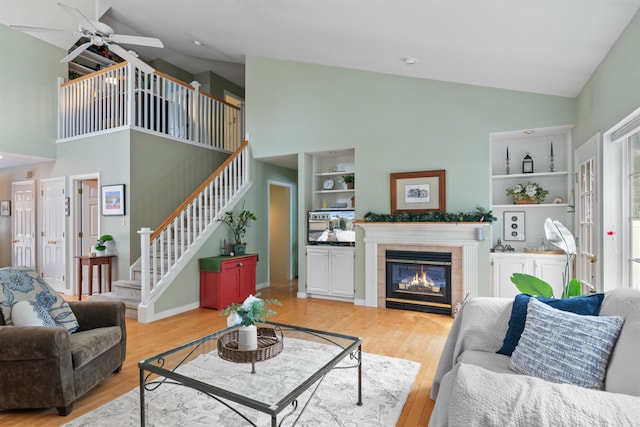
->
[562,278,582,298]
[510,273,554,298]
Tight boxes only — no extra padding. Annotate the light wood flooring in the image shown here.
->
[0,280,453,426]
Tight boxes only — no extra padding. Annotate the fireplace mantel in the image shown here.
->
[357,222,489,309]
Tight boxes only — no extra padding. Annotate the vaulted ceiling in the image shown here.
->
[2,0,639,98]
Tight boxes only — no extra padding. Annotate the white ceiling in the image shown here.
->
[1,0,639,98]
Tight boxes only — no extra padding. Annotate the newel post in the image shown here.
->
[126,62,136,127]
[138,227,152,304]
[190,81,201,144]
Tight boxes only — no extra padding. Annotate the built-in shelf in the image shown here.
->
[492,203,569,209]
[492,171,569,180]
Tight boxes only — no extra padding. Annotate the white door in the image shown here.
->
[224,92,243,150]
[11,181,36,268]
[575,134,600,292]
[41,178,66,292]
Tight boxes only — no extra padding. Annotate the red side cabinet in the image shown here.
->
[199,254,258,309]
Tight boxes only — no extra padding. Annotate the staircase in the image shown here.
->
[89,141,251,320]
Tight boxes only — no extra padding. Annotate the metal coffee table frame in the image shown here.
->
[138,321,362,426]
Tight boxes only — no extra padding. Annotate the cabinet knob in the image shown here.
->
[236,262,243,267]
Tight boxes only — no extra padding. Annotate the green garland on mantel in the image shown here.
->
[363,207,496,223]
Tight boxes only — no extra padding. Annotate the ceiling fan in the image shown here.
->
[10,2,163,74]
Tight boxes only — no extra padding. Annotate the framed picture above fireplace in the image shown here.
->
[390,169,446,214]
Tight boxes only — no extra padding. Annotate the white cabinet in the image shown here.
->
[491,253,569,298]
[312,149,355,210]
[489,125,573,251]
[306,245,354,300]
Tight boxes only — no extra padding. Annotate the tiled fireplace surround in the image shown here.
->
[358,222,486,315]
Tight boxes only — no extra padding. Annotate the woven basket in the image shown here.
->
[217,326,283,364]
[513,198,540,204]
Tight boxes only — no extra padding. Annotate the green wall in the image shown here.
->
[0,24,66,159]
[574,10,640,146]
[245,56,576,297]
[129,131,229,260]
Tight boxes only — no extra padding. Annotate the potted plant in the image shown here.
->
[218,208,257,255]
[506,182,549,204]
[341,174,355,189]
[222,293,282,350]
[95,234,114,256]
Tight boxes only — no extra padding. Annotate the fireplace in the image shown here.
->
[385,250,452,315]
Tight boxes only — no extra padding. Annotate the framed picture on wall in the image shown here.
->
[0,200,10,216]
[390,170,446,214]
[101,184,126,216]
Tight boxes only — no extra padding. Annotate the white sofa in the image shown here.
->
[429,288,640,427]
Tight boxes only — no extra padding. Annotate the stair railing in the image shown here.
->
[58,62,243,152]
[138,140,250,309]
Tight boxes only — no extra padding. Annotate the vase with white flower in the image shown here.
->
[506,182,549,204]
[222,294,282,351]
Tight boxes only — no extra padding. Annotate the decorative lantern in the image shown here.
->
[522,153,534,173]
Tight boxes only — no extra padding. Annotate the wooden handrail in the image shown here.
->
[60,62,128,87]
[150,140,248,241]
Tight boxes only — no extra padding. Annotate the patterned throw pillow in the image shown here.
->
[11,300,57,327]
[0,267,79,333]
[509,297,624,389]
[497,293,605,356]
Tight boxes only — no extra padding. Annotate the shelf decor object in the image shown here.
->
[522,153,534,173]
[506,146,511,174]
[390,169,446,214]
[506,182,549,204]
[549,141,555,172]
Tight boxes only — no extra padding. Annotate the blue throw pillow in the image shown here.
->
[497,293,605,356]
[510,297,624,389]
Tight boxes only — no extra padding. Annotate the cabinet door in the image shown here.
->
[533,258,567,298]
[330,248,355,297]
[220,262,240,308]
[492,256,528,298]
[306,248,330,293]
[238,257,257,299]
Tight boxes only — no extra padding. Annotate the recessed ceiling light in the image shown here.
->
[523,130,535,135]
[404,57,417,65]
[193,40,203,47]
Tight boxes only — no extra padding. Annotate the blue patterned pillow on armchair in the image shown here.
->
[0,267,79,333]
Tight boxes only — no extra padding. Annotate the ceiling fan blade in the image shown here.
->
[108,44,155,74]
[58,2,97,32]
[9,25,69,34]
[110,34,164,48]
[60,41,92,63]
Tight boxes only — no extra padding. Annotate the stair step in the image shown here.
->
[88,293,139,319]
[112,280,141,299]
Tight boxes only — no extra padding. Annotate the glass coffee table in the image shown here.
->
[138,321,363,426]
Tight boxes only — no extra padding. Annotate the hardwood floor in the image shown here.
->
[0,280,453,426]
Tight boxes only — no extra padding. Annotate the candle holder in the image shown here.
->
[505,158,510,175]
[549,155,555,172]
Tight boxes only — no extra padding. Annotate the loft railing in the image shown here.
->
[136,141,251,321]
[58,62,242,152]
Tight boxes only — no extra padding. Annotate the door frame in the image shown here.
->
[574,133,601,291]
[267,180,295,282]
[70,173,100,295]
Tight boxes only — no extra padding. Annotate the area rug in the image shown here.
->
[62,338,420,427]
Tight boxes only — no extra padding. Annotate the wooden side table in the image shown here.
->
[76,255,116,300]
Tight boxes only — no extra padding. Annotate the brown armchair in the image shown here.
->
[0,300,126,415]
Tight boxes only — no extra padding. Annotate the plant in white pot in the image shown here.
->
[95,234,114,256]
[222,294,282,351]
[218,208,257,255]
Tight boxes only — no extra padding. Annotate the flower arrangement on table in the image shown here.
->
[222,293,282,327]
[506,182,549,203]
